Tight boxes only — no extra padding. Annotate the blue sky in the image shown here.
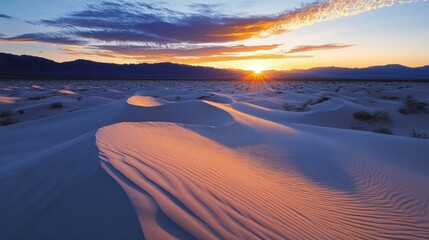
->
[0,0,428,70]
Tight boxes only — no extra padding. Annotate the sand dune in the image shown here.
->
[97,91,429,239]
[1,80,428,239]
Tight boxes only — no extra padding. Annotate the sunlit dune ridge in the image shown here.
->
[97,98,429,240]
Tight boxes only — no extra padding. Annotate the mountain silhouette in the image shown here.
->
[1,53,428,80]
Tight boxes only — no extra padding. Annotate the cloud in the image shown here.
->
[287,44,354,53]
[0,14,13,19]
[38,0,418,44]
[96,44,282,57]
[260,0,418,36]
[179,54,312,64]
[0,33,85,45]
[39,1,272,43]
[62,44,307,64]
[0,0,418,64]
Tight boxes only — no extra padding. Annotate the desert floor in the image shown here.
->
[1,80,428,239]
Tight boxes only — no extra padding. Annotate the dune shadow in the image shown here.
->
[184,123,357,193]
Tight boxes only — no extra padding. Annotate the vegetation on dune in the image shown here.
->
[374,127,392,135]
[0,110,12,118]
[312,96,331,105]
[50,102,64,109]
[283,101,311,112]
[28,95,47,100]
[399,96,428,115]
[1,117,18,126]
[354,110,391,123]
[410,129,429,139]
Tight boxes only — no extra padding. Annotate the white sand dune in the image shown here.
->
[97,97,429,239]
[1,80,428,239]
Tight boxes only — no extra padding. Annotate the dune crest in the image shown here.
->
[127,96,169,107]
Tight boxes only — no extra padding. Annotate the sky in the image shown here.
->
[0,0,428,70]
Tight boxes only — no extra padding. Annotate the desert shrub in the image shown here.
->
[354,110,391,123]
[0,118,18,126]
[312,97,330,105]
[410,129,429,139]
[0,110,12,118]
[283,100,311,112]
[50,102,64,109]
[350,126,366,131]
[354,111,374,121]
[374,127,392,135]
[197,95,213,100]
[381,95,399,100]
[28,95,47,100]
[399,96,428,115]
[373,111,392,123]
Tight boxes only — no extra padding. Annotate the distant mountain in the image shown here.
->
[268,64,429,80]
[0,53,428,80]
[0,53,242,80]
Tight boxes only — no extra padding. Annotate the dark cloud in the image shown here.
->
[96,44,282,57]
[75,30,169,43]
[180,54,312,64]
[40,1,274,43]
[287,44,354,53]
[0,13,13,19]
[0,33,86,45]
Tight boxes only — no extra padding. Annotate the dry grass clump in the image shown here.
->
[283,101,311,112]
[399,96,428,115]
[410,129,429,139]
[312,97,331,105]
[381,95,399,100]
[0,110,12,118]
[374,127,392,135]
[1,117,18,126]
[354,110,391,123]
[50,102,64,109]
[28,95,47,100]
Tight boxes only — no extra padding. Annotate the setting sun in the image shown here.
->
[250,66,266,74]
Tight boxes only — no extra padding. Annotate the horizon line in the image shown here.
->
[1,52,428,72]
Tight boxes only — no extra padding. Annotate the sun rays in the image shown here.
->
[242,69,274,93]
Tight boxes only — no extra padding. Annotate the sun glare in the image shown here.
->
[251,66,265,74]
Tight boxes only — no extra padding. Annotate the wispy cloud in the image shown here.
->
[287,44,354,53]
[179,54,312,64]
[96,44,283,57]
[0,33,86,45]
[261,0,418,36]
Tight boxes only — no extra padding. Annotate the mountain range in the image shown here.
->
[1,52,428,80]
